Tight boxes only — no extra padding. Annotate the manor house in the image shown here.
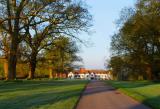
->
[68,68,112,80]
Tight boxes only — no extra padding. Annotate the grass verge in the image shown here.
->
[107,80,160,109]
[0,79,88,109]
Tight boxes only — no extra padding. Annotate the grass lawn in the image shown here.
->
[107,80,160,109]
[0,79,88,109]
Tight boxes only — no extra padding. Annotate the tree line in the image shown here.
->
[0,0,92,80]
[108,0,160,80]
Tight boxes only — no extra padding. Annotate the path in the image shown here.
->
[76,80,151,109]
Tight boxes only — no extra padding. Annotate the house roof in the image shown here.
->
[73,68,110,74]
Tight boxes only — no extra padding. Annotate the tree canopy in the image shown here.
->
[0,0,92,80]
[109,0,160,80]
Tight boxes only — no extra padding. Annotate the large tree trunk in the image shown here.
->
[7,36,18,80]
[28,52,37,79]
[146,65,152,80]
[150,62,159,80]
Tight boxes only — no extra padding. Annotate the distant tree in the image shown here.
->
[45,36,82,78]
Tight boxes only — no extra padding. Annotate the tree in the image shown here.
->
[0,0,92,80]
[23,1,91,79]
[0,30,9,79]
[109,0,160,80]
[0,0,53,80]
[45,36,82,78]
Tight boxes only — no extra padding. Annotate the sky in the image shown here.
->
[79,0,135,70]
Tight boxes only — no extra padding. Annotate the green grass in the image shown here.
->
[107,80,160,109]
[0,79,88,109]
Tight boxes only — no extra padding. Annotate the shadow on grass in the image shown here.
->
[129,96,160,109]
[0,88,82,109]
[0,80,87,93]
[142,96,160,109]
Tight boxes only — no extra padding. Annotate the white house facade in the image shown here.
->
[68,70,112,80]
